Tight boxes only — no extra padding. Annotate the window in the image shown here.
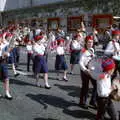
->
[92,14,113,32]
[67,16,83,32]
[47,18,60,31]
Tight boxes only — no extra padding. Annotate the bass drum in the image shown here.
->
[88,56,109,80]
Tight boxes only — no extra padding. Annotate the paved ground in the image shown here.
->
[0,46,119,120]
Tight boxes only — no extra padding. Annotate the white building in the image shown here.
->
[0,0,66,25]
[0,0,65,11]
[0,0,118,32]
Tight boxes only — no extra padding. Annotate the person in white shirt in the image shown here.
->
[55,38,68,81]
[35,28,41,36]
[0,37,13,100]
[14,40,20,66]
[26,40,33,72]
[104,30,120,57]
[29,29,34,41]
[32,36,51,89]
[69,34,83,74]
[104,30,120,80]
[56,28,65,39]
[79,35,97,109]
[6,34,19,77]
[96,58,117,120]
[48,31,57,51]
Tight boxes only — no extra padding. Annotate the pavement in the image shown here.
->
[0,46,119,120]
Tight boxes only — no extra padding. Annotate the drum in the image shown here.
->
[110,79,120,101]
[88,56,108,80]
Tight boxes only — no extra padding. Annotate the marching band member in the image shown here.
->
[29,28,34,41]
[0,36,13,100]
[13,40,20,66]
[26,40,33,72]
[55,38,68,81]
[102,26,112,50]
[79,35,97,109]
[32,35,51,89]
[56,28,65,39]
[42,32,50,62]
[77,21,87,44]
[104,30,120,80]
[35,27,41,36]
[6,34,19,77]
[69,34,83,74]
[36,31,49,62]
[48,31,57,52]
[104,30,120,56]
[92,28,99,49]
[96,58,117,120]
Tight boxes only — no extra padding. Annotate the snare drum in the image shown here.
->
[88,56,108,80]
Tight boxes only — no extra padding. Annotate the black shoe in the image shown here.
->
[63,78,68,82]
[79,103,88,109]
[5,95,13,100]
[14,73,20,77]
[15,65,18,68]
[56,77,61,80]
[89,102,97,109]
[69,72,73,75]
[45,85,51,89]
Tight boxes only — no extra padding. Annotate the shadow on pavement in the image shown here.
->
[34,118,57,120]
[54,84,93,98]
[26,93,95,119]
[26,93,77,109]
[48,69,64,74]
[63,109,95,119]
[10,78,35,87]
[54,84,80,98]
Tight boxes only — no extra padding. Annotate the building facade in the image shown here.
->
[0,0,120,32]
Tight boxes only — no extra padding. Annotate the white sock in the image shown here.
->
[6,90,12,98]
[45,83,50,87]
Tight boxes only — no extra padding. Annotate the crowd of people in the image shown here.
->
[0,22,120,120]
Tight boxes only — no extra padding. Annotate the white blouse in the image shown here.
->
[71,40,82,50]
[56,46,64,55]
[97,74,112,97]
[79,48,95,72]
[33,43,45,55]
[104,40,120,56]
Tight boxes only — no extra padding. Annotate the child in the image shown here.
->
[96,58,117,120]
[55,38,68,81]
[79,35,97,109]
[26,40,33,72]
[0,37,13,100]
[104,30,120,80]
[70,34,83,74]
[33,35,51,89]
